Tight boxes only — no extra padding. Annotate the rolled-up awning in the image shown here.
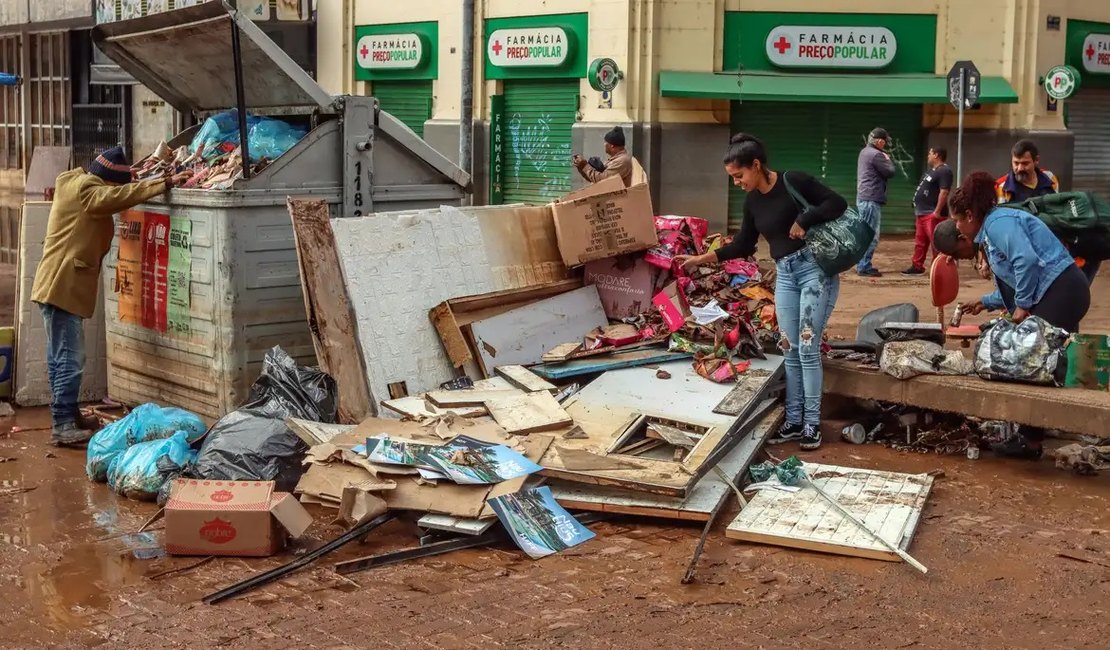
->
[659,70,1019,104]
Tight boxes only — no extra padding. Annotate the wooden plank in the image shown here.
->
[287,418,357,446]
[555,446,647,471]
[725,463,935,562]
[380,396,486,419]
[539,356,784,497]
[425,388,523,408]
[542,342,584,363]
[714,371,772,416]
[530,348,693,380]
[417,514,497,536]
[645,423,698,447]
[288,198,375,422]
[484,391,572,435]
[550,404,782,521]
[824,357,1110,438]
[468,285,608,374]
[495,365,557,393]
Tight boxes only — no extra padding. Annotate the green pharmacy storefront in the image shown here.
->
[1066,20,1110,196]
[486,13,587,205]
[354,21,438,137]
[660,12,1018,233]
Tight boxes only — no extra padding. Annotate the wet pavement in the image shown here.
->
[3,405,1110,649]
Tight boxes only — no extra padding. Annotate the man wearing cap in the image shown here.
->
[855,127,897,277]
[572,125,637,187]
[31,146,191,446]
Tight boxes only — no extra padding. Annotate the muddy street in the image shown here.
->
[1,236,1109,649]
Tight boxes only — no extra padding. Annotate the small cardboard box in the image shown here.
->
[551,176,658,267]
[165,479,313,557]
[584,255,659,320]
[653,281,691,332]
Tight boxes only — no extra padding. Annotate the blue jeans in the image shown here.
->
[38,303,85,427]
[775,249,840,426]
[855,200,883,273]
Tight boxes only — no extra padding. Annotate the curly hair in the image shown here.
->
[947,171,996,220]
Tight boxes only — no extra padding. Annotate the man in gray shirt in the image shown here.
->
[855,127,897,277]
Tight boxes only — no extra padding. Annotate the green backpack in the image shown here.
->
[1001,191,1110,232]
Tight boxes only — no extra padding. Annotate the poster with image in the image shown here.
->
[488,486,595,559]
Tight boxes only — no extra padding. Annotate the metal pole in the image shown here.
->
[230,10,252,180]
[956,68,965,185]
[459,0,475,178]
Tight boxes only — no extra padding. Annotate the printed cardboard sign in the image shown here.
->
[551,182,658,267]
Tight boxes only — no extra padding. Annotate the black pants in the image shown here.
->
[995,264,1091,333]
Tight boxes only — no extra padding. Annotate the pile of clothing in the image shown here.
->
[131,109,306,190]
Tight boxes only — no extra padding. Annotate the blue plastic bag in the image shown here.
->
[247,119,306,161]
[85,403,207,482]
[189,109,262,160]
[107,431,197,501]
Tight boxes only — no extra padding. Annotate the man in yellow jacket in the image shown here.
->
[31,146,190,446]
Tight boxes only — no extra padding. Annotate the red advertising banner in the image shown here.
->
[140,212,170,332]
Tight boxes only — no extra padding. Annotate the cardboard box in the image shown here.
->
[165,480,313,557]
[551,177,658,267]
[584,255,659,319]
[653,281,691,332]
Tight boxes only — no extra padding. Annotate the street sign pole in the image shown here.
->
[956,68,965,184]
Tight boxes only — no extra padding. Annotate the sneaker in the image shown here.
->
[799,424,822,450]
[768,421,804,445]
[857,268,883,278]
[50,422,94,447]
[901,266,924,276]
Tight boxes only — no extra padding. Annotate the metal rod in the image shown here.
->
[337,529,507,575]
[956,68,965,184]
[459,0,475,179]
[202,512,395,604]
[229,8,251,180]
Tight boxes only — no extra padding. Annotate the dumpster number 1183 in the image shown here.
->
[353,160,365,216]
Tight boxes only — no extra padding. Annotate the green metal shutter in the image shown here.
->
[728,102,922,234]
[373,80,433,138]
[823,104,922,234]
[501,80,578,204]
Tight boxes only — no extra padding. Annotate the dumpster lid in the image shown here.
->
[92,0,333,115]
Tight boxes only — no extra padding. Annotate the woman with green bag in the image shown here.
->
[677,133,847,450]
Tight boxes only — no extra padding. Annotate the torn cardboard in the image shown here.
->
[165,480,312,557]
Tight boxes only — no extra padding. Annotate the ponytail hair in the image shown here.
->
[723,133,770,180]
[947,171,996,220]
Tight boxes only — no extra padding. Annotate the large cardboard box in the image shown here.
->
[551,176,658,267]
[165,480,313,557]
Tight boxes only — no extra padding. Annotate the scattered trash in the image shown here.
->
[107,431,197,501]
[0,402,13,417]
[974,316,1069,385]
[880,340,974,380]
[86,403,207,483]
[1053,443,1110,475]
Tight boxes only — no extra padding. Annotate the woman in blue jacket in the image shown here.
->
[934,171,1090,333]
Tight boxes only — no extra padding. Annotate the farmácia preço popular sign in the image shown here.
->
[356,33,423,70]
[487,27,569,67]
[765,26,897,69]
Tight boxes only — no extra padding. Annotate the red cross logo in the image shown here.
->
[359,44,369,59]
[1088,44,1096,60]
[492,40,503,56]
[773,36,791,55]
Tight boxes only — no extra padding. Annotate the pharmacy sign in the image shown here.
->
[1082,33,1110,74]
[488,27,569,67]
[766,26,897,69]
[356,33,423,70]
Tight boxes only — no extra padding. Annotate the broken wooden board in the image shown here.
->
[555,446,647,471]
[288,198,375,422]
[645,423,699,448]
[287,419,358,447]
[495,365,557,393]
[485,391,572,435]
[823,358,1110,438]
[539,356,785,497]
[542,342,584,363]
[726,463,935,562]
[425,388,522,408]
[529,348,693,381]
[432,279,584,370]
[380,396,487,420]
[714,370,776,416]
[468,285,608,376]
[417,514,497,536]
[550,404,783,521]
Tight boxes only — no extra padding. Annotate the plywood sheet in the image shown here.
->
[530,348,693,380]
[550,405,782,521]
[539,356,784,497]
[286,419,357,446]
[469,285,608,375]
[726,463,934,561]
[485,391,572,434]
[426,388,522,408]
[495,365,557,392]
[417,514,497,536]
[380,396,487,419]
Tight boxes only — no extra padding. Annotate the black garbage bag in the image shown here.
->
[973,316,1069,386]
[189,347,338,492]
